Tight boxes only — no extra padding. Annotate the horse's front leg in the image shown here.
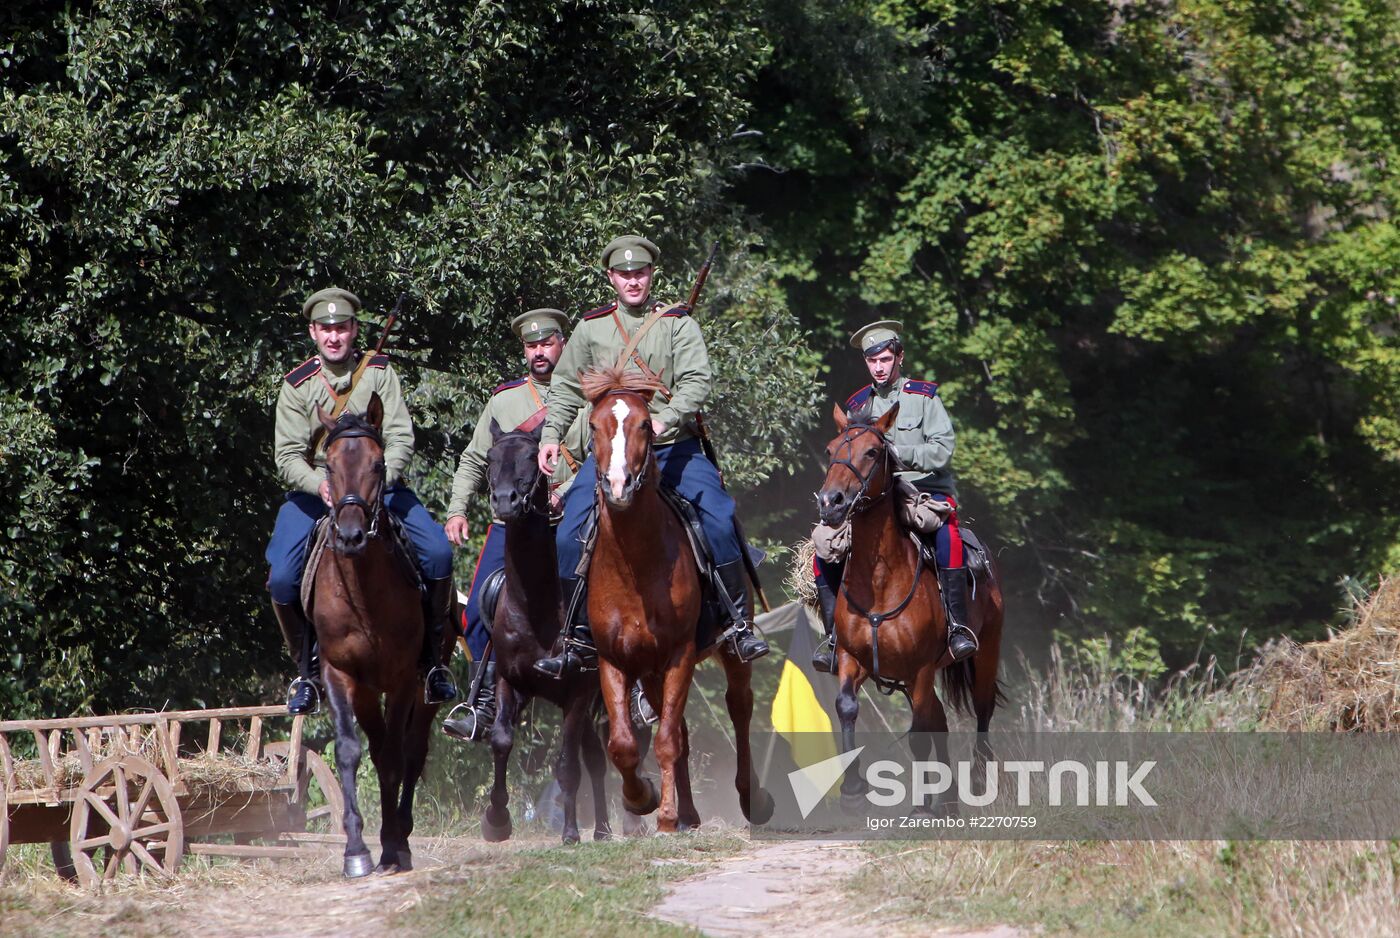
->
[718,649,774,825]
[352,685,406,873]
[673,716,701,830]
[394,694,438,873]
[835,651,870,809]
[578,691,613,841]
[482,681,522,842]
[324,670,372,878]
[599,660,659,817]
[909,663,953,815]
[556,687,589,845]
[653,650,697,833]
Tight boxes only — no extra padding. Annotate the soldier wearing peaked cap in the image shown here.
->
[811,318,978,672]
[438,308,595,741]
[532,233,770,679]
[265,287,458,714]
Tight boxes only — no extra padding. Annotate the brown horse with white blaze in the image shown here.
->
[310,393,452,876]
[581,364,773,831]
[816,401,1005,808]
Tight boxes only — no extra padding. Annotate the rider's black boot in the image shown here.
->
[273,600,320,715]
[534,576,598,679]
[811,576,839,674]
[443,660,497,742]
[939,566,978,662]
[421,577,459,704]
[716,560,770,662]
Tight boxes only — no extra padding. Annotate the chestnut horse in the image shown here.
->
[581,364,773,831]
[310,394,453,876]
[816,402,1005,808]
[478,421,620,844]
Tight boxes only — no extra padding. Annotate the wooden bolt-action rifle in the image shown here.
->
[685,243,773,614]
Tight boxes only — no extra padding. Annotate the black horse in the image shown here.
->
[478,422,639,843]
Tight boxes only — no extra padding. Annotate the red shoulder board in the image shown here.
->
[903,379,939,398]
[367,353,390,369]
[660,303,690,318]
[284,356,322,387]
[845,384,873,411]
[492,377,527,396]
[582,301,618,321]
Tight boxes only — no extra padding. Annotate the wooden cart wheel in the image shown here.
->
[69,755,184,887]
[263,741,344,835]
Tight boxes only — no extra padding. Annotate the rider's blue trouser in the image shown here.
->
[265,485,453,605]
[461,522,506,660]
[554,437,741,581]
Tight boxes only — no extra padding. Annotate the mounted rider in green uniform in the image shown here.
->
[439,309,591,741]
[534,235,770,677]
[265,288,458,714]
[811,319,977,671]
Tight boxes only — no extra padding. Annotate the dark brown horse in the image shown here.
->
[581,364,772,831]
[478,421,622,844]
[311,394,452,876]
[816,402,1005,808]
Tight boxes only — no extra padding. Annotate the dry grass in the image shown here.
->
[1249,576,1400,731]
[858,838,1400,938]
[787,537,819,608]
[8,739,285,793]
[1013,644,1264,731]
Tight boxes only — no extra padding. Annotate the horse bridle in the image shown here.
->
[823,424,895,520]
[826,423,922,696]
[324,421,386,541]
[594,392,654,504]
[488,433,550,517]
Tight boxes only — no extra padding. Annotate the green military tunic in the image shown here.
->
[274,351,415,496]
[845,376,957,498]
[543,298,711,449]
[447,374,591,519]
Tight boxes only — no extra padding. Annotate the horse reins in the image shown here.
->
[324,420,386,542]
[831,423,924,696]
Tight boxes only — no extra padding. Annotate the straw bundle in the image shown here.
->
[1253,577,1400,731]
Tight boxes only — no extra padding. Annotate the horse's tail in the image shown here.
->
[940,660,1009,717]
[940,660,976,716]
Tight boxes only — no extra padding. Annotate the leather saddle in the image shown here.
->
[300,512,423,612]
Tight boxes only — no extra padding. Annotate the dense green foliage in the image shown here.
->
[0,0,815,715]
[742,0,1400,663]
[5,0,1400,716]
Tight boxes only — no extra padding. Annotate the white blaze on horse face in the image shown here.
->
[607,398,631,500]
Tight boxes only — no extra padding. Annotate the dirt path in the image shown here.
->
[648,840,1025,938]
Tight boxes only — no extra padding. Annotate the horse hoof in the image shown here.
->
[746,787,775,825]
[840,789,869,814]
[594,827,612,842]
[343,853,374,878]
[624,776,660,816]
[481,810,513,843]
[622,813,648,837]
[562,830,581,845]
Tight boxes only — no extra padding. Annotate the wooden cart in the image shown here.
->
[0,705,344,886]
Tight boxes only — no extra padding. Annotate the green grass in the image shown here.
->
[395,830,746,937]
[848,838,1400,936]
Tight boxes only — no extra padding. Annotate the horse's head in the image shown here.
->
[817,400,899,527]
[317,392,386,556]
[582,363,667,509]
[487,418,546,521]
